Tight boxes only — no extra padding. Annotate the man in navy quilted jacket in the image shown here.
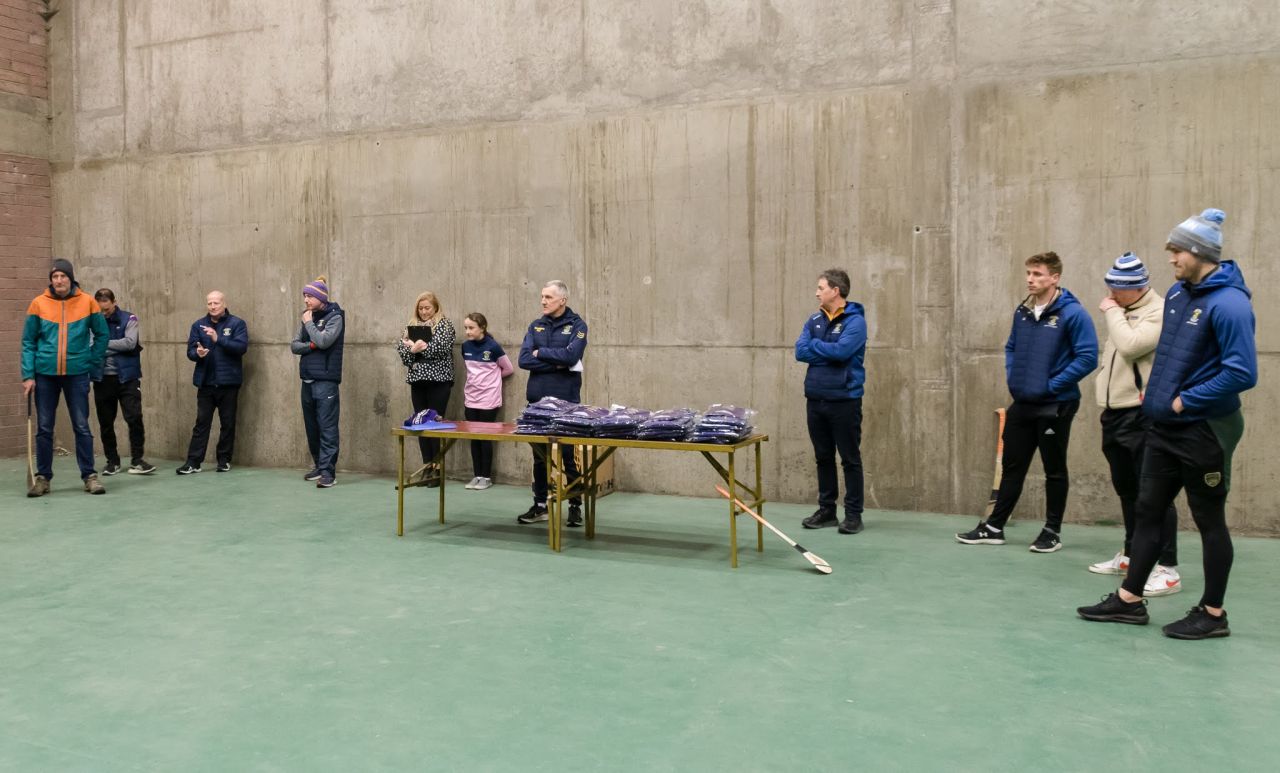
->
[177,290,250,475]
[1078,209,1256,639]
[957,252,1098,553]
[794,269,868,535]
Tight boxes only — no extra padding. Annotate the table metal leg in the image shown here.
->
[728,450,738,568]
[755,439,764,551]
[397,435,405,536]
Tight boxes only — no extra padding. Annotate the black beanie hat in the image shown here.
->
[50,258,75,282]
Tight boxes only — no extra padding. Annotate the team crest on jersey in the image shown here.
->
[562,327,571,335]
[1204,472,1221,487]
[832,323,843,334]
[1045,315,1059,328]
[1187,309,1202,326]
[223,328,231,336]
[482,350,491,361]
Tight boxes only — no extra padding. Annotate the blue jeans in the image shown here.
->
[35,373,96,480]
[301,381,340,476]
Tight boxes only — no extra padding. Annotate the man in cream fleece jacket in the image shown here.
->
[1089,252,1180,595]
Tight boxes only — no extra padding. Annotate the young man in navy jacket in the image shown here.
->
[516,280,588,528]
[291,276,345,489]
[177,290,250,475]
[1078,209,1256,639]
[957,252,1098,553]
[91,288,154,475]
[794,269,868,534]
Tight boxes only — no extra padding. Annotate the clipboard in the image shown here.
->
[407,325,433,343]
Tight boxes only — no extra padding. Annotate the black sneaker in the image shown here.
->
[317,474,336,488]
[1029,528,1062,553]
[128,460,156,475]
[1162,607,1230,640]
[955,521,1004,545]
[176,464,201,475]
[1077,592,1149,625]
[837,516,864,534]
[102,463,121,476]
[517,504,549,524]
[802,508,838,529]
[566,504,583,528]
[303,468,323,482]
[216,462,232,473]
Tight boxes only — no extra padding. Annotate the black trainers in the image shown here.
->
[1077,592,1149,625]
[802,508,838,529]
[517,504,548,524]
[303,468,322,482]
[955,521,1004,545]
[1029,528,1062,553]
[566,504,583,528]
[837,516,864,534]
[102,462,121,476]
[1162,607,1230,640]
[128,460,156,475]
[317,474,336,488]
[176,464,201,475]
[216,462,232,473]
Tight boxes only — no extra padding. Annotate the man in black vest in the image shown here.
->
[91,289,154,475]
[291,275,345,489]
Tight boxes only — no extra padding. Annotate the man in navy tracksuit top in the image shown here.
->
[291,275,345,489]
[91,288,154,475]
[177,290,250,475]
[1079,209,1256,639]
[516,280,588,528]
[957,251,1098,553]
[794,268,868,534]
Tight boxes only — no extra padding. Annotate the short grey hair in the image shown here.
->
[543,280,569,300]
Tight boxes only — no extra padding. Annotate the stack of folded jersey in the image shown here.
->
[688,404,756,443]
[515,396,576,434]
[550,404,611,437]
[593,406,651,439]
[636,408,698,441]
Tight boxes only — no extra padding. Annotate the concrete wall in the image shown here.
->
[44,1,1280,532]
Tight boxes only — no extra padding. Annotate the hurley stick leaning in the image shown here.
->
[983,408,1007,520]
[715,485,832,574]
[26,392,35,490]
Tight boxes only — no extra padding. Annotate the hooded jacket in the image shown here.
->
[518,307,587,402]
[1005,288,1098,403]
[1095,289,1163,410]
[1143,260,1257,422]
[21,283,108,379]
[794,301,867,400]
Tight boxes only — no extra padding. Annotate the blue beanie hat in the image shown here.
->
[1104,252,1149,289]
[1167,208,1225,262]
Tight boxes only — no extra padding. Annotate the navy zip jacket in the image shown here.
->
[294,302,346,383]
[519,306,588,402]
[1143,260,1257,423]
[794,301,867,400]
[187,311,249,387]
[1004,288,1098,403]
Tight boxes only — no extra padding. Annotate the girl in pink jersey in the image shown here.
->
[460,312,513,489]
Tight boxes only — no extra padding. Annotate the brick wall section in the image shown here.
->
[0,0,46,99]
[0,153,50,455]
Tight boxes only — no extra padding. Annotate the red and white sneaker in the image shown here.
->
[1088,552,1129,575]
[1144,565,1182,597]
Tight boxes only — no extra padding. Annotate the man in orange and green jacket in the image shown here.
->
[21,258,109,496]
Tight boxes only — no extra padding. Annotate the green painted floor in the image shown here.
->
[3,456,1279,772]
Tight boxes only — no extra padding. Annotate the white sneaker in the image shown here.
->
[1144,565,1182,597]
[1088,552,1130,575]
[464,477,481,490]
[474,477,492,490]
